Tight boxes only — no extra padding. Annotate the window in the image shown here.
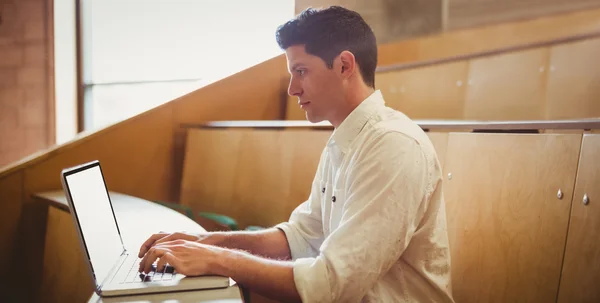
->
[81,0,294,130]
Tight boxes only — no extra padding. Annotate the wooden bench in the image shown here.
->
[179,120,600,303]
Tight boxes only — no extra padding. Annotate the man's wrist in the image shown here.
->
[208,247,237,277]
[198,232,229,247]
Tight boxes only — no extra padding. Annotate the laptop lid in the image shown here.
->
[61,160,126,290]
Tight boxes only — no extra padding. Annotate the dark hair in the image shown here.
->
[276,6,378,88]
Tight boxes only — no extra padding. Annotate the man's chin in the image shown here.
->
[305,114,324,124]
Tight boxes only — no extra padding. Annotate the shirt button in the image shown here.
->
[322,187,325,193]
[332,196,336,202]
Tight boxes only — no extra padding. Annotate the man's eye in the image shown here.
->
[297,70,305,76]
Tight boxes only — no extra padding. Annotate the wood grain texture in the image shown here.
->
[464,48,550,120]
[546,38,600,119]
[172,55,287,124]
[375,61,468,119]
[378,8,600,67]
[39,206,94,303]
[448,0,600,30]
[0,172,23,296]
[24,106,176,203]
[285,93,306,121]
[557,134,600,303]
[180,129,331,229]
[426,132,449,169]
[443,133,582,303]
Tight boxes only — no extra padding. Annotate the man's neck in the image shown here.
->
[330,86,375,128]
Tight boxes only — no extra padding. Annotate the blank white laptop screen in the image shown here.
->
[65,165,124,285]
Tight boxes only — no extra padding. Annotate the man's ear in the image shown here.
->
[339,51,356,78]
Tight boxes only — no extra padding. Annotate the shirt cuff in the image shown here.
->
[293,257,331,303]
[275,222,305,260]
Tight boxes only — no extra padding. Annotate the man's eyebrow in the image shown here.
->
[290,63,306,71]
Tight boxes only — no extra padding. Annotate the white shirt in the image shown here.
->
[276,90,455,303]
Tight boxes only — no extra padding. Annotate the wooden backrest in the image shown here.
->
[546,38,600,119]
[375,61,469,120]
[376,37,600,121]
[180,128,331,228]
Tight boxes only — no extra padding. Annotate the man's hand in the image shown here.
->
[138,231,220,258]
[138,239,221,276]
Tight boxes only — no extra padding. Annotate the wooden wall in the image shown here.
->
[448,0,600,30]
[376,37,600,121]
[0,0,55,167]
[180,126,600,302]
[376,8,600,67]
[0,54,288,302]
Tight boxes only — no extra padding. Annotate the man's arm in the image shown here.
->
[212,248,302,303]
[138,239,301,302]
[207,228,292,260]
[138,228,292,260]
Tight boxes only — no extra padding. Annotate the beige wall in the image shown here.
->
[0,0,54,168]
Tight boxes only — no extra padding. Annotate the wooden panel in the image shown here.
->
[426,132,449,169]
[180,129,331,229]
[39,207,94,303]
[0,172,23,296]
[375,61,468,119]
[285,93,306,121]
[464,48,549,120]
[173,55,287,124]
[558,134,600,303]
[24,106,176,203]
[546,38,600,119]
[172,55,288,199]
[448,0,600,30]
[378,8,600,67]
[443,133,582,303]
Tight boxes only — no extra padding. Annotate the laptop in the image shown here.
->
[60,160,231,297]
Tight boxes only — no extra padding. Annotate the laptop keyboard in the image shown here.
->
[119,256,177,284]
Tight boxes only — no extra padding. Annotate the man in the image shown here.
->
[138,6,454,303]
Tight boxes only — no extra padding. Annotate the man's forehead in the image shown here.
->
[285,45,313,69]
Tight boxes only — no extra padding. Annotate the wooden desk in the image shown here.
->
[34,191,244,303]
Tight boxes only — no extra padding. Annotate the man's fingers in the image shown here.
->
[156,251,178,272]
[138,233,168,258]
[140,247,170,274]
[153,233,182,247]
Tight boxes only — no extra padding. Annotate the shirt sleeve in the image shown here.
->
[292,131,431,303]
[275,149,326,260]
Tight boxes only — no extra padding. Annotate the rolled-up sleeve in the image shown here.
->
[292,132,430,302]
[276,150,326,260]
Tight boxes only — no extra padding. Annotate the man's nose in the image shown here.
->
[288,78,302,97]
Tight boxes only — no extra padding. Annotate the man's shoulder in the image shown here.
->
[360,109,441,169]
[365,109,429,148]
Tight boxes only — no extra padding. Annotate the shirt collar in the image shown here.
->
[328,90,385,153]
